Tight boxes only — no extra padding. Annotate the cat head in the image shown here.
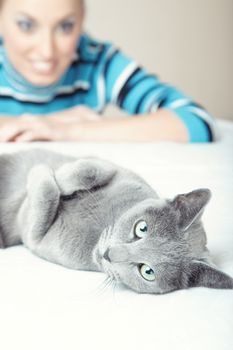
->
[97,189,233,294]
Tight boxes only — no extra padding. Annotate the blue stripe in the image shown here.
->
[105,51,135,102]
[122,76,161,114]
[167,106,212,142]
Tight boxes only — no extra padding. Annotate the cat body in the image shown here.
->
[0,149,157,270]
[0,149,232,294]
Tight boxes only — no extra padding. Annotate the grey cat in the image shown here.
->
[0,149,232,294]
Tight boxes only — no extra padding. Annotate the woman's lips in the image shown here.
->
[31,61,57,75]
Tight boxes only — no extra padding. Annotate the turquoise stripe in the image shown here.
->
[167,106,210,142]
[105,51,135,101]
[122,76,160,114]
[159,85,192,106]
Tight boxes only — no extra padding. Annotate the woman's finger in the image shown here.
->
[14,130,52,142]
[0,116,54,142]
[0,115,40,142]
[0,122,28,142]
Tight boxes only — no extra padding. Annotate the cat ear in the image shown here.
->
[171,189,211,231]
[185,261,233,290]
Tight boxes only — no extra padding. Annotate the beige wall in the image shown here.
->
[85,0,233,120]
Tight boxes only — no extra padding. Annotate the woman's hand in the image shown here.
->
[0,107,189,143]
[0,106,100,142]
[0,115,65,142]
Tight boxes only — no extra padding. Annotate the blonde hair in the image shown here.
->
[0,0,85,10]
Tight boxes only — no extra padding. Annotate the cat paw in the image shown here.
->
[27,164,59,199]
[55,160,97,195]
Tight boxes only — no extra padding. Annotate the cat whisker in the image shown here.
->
[112,280,121,301]
[95,276,114,296]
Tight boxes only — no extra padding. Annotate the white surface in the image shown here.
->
[0,120,233,350]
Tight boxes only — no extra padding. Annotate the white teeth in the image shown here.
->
[32,62,55,73]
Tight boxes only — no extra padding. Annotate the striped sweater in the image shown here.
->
[0,33,218,142]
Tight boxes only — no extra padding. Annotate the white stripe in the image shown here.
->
[168,98,191,109]
[168,99,213,126]
[96,74,105,113]
[145,93,161,112]
[145,89,164,113]
[188,106,212,124]
[95,45,118,112]
[167,98,214,127]
[111,61,139,103]
[0,80,90,103]
[56,80,90,94]
[160,98,219,141]
[150,103,159,113]
[189,106,220,141]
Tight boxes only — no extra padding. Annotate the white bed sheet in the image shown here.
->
[0,120,233,350]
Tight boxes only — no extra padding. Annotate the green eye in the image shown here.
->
[139,264,155,281]
[134,220,148,238]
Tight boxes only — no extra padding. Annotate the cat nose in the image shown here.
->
[107,245,129,263]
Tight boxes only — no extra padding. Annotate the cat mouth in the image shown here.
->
[92,245,111,269]
[92,244,121,284]
[102,261,120,282]
[99,249,112,267]
[92,226,118,276]
[103,248,111,262]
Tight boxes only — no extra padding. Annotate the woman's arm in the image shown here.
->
[0,50,215,143]
[0,107,188,142]
[0,106,188,142]
[67,108,189,143]
[101,47,216,143]
[0,106,99,142]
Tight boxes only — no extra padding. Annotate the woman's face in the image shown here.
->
[0,0,84,86]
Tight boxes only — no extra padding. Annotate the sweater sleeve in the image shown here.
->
[103,47,218,143]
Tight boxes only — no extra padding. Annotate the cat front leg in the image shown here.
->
[55,158,117,196]
[20,164,60,249]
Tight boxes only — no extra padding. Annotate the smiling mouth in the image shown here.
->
[31,61,57,74]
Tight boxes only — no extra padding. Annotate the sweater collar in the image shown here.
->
[1,48,67,97]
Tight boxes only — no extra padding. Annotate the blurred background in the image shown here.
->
[85,0,233,120]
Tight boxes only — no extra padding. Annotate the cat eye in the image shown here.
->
[134,220,148,238]
[139,264,156,281]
